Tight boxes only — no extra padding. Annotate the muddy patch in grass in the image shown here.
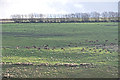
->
[2,62,94,67]
[104,25,118,26]
[2,32,66,37]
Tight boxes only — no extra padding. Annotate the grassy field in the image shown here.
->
[2,22,118,78]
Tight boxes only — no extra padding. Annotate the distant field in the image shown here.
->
[2,23,118,47]
[2,22,118,78]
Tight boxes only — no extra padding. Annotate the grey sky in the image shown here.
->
[48,2,118,13]
[0,0,119,19]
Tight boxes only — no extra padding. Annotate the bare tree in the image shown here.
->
[11,11,119,23]
[75,13,81,18]
[102,12,109,22]
[11,14,22,23]
[81,13,90,22]
[91,12,100,22]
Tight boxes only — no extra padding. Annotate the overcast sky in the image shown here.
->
[0,0,119,19]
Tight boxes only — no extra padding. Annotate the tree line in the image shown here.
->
[11,11,119,23]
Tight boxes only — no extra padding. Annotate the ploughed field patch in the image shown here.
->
[2,64,118,78]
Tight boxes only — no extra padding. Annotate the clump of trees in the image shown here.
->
[11,11,119,23]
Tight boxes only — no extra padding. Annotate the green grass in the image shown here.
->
[2,22,118,47]
[2,22,118,78]
[2,47,118,65]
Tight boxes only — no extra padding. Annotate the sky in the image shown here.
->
[0,0,119,19]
